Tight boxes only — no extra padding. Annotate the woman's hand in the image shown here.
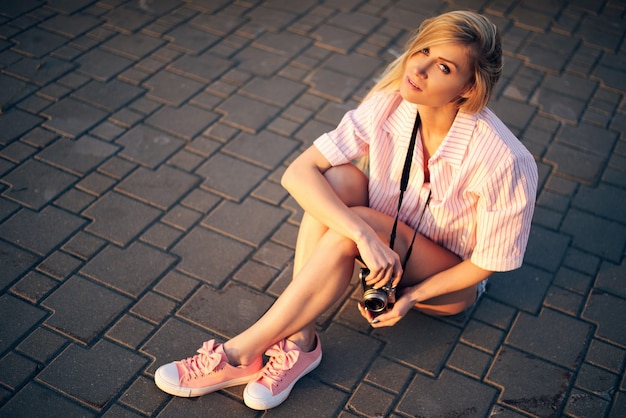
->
[357,287,415,327]
[356,234,403,290]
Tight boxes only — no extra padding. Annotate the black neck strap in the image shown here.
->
[388,111,431,271]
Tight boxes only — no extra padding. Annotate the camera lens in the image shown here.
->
[363,288,388,313]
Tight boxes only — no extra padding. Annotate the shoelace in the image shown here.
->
[259,340,300,388]
[177,339,223,381]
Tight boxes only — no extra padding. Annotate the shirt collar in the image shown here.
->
[436,111,477,169]
[381,95,478,168]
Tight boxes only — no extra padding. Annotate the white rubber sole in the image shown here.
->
[155,367,256,397]
[243,354,322,410]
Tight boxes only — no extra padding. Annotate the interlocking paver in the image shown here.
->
[196,152,268,201]
[0,382,95,417]
[116,124,185,168]
[38,339,148,409]
[171,226,253,285]
[146,104,219,140]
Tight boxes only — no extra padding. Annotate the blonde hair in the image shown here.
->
[365,10,502,114]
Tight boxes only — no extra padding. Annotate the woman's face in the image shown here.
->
[399,42,474,109]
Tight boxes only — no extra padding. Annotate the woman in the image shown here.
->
[154,10,538,411]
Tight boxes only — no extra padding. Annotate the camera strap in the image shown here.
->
[388,111,432,271]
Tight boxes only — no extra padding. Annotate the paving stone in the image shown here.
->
[0,73,36,114]
[75,48,134,82]
[37,135,119,176]
[141,317,215,375]
[76,171,116,196]
[381,5,429,30]
[116,124,185,168]
[372,311,459,375]
[119,375,170,416]
[0,108,44,146]
[583,290,626,347]
[131,291,177,324]
[167,148,205,171]
[585,339,626,374]
[146,104,219,140]
[240,76,307,108]
[523,225,571,272]
[178,283,274,337]
[0,382,95,417]
[101,31,166,60]
[561,208,626,263]
[196,153,268,201]
[140,222,183,250]
[460,319,505,354]
[10,27,68,58]
[0,141,37,163]
[106,314,154,349]
[0,351,39,390]
[6,56,76,88]
[0,206,86,256]
[163,26,220,55]
[16,326,68,364]
[401,368,498,416]
[37,251,82,280]
[81,242,175,297]
[364,356,413,394]
[447,342,492,378]
[180,188,221,214]
[0,294,47,354]
[0,196,20,223]
[487,346,571,416]
[102,4,157,34]
[39,13,100,39]
[575,362,619,399]
[171,226,253,285]
[142,70,205,106]
[595,260,626,299]
[167,52,233,83]
[72,79,146,112]
[252,241,293,270]
[161,205,202,231]
[189,11,245,35]
[306,67,362,103]
[83,191,161,246]
[38,339,148,409]
[97,156,136,180]
[573,183,626,224]
[223,130,299,170]
[578,13,624,52]
[251,179,289,206]
[310,324,380,392]
[253,31,312,57]
[116,165,198,210]
[0,240,39,292]
[544,142,606,184]
[565,387,611,417]
[42,97,109,138]
[348,382,395,417]
[153,270,198,301]
[42,275,131,344]
[485,265,552,313]
[544,284,585,316]
[592,52,626,92]
[233,259,277,290]
[233,46,290,76]
[159,389,257,417]
[203,198,289,246]
[507,308,592,369]
[310,23,363,54]
[216,93,281,133]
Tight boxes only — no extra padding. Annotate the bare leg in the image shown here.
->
[224,164,368,364]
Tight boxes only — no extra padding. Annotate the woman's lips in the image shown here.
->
[407,77,421,91]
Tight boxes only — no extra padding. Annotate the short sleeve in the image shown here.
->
[471,153,538,271]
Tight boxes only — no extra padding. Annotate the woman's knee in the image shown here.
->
[324,164,368,207]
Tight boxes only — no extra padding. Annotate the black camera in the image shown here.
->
[359,268,392,313]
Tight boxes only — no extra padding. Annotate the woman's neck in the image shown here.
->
[417,104,458,154]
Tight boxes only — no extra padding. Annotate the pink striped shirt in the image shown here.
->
[314,90,538,272]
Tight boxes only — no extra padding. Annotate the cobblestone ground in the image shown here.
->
[0,0,625,417]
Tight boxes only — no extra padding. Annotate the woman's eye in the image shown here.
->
[421,47,429,55]
[439,64,451,74]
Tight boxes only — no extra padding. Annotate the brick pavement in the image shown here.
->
[0,0,625,417]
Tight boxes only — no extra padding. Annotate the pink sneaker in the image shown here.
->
[243,334,322,410]
[154,340,262,397]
